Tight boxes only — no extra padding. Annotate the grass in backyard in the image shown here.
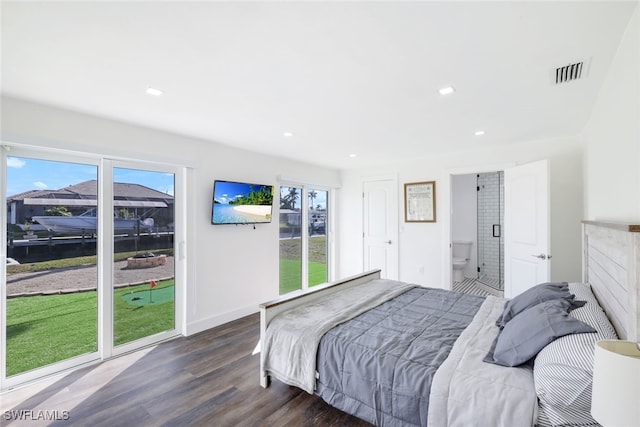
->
[279,259,326,294]
[279,235,328,294]
[6,280,174,377]
[114,280,174,346]
[6,291,97,376]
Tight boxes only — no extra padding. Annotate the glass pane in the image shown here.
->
[112,168,175,347]
[476,172,504,290]
[308,189,327,287]
[279,186,302,294]
[5,157,98,376]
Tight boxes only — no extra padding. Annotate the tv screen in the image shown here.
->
[211,180,274,224]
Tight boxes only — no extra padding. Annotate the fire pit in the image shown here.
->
[126,253,167,269]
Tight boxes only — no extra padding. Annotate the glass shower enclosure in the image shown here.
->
[477,172,504,290]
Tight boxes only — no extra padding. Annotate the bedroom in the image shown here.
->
[1,0,639,425]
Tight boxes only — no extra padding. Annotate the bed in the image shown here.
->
[259,221,640,426]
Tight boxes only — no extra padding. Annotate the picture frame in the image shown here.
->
[404,181,436,222]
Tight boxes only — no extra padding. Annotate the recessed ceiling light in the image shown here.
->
[146,87,163,96]
[475,130,486,136]
[349,154,357,158]
[439,86,455,95]
[283,132,293,137]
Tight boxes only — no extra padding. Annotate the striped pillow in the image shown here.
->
[533,283,618,426]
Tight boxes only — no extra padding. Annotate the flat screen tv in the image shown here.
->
[211,180,274,225]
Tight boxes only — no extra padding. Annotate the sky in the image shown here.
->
[279,186,327,210]
[6,156,175,197]
[213,180,273,205]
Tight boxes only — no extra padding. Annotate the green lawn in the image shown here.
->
[279,235,328,294]
[114,280,175,346]
[5,234,325,375]
[279,259,327,294]
[6,291,97,376]
[6,280,174,377]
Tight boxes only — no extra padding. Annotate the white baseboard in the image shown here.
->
[185,304,259,336]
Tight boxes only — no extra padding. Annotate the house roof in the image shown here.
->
[8,180,174,203]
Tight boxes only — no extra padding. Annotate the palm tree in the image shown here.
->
[308,190,317,211]
[280,187,299,210]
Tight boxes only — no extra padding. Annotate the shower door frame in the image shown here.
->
[476,171,504,291]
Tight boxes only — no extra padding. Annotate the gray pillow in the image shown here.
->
[496,282,573,328]
[485,299,594,367]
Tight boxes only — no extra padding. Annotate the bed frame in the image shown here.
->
[259,269,382,387]
[582,220,640,343]
[259,221,640,388]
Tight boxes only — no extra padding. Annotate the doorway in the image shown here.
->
[449,160,550,299]
[450,171,504,297]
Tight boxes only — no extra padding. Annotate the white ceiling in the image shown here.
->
[1,1,637,170]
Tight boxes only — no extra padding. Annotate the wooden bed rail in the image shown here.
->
[259,269,382,388]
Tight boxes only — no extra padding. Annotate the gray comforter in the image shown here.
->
[262,279,416,393]
[315,287,485,427]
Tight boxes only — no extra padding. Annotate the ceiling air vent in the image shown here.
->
[554,59,589,84]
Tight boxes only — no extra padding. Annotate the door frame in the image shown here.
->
[444,163,514,289]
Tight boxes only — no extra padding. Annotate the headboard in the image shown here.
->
[582,221,640,343]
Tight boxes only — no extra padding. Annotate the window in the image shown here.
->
[279,186,302,294]
[307,189,328,287]
[279,185,330,294]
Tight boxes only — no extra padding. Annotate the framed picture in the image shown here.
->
[404,181,436,222]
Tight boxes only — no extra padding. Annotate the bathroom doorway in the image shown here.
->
[476,171,504,291]
[451,170,504,297]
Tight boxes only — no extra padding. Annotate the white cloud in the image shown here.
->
[33,181,48,189]
[7,157,26,168]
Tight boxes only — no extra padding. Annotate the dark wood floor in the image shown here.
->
[5,314,372,427]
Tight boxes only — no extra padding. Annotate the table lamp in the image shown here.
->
[591,340,640,427]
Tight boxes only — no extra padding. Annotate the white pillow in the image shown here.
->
[533,283,618,426]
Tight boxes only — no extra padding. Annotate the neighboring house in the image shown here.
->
[6,180,174,230]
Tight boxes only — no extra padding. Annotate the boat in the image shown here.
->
[33,209,154,234]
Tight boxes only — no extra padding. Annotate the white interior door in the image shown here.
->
[363,178,398,280]
[504,159,550,298]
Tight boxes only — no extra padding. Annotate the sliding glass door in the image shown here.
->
[308,189,327,287]
[2,150,182,389]
[279,186,302,294]
[279,185,330,295]
[4,155,100,379]
[112,166,175,348]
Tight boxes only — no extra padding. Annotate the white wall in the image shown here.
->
[1,96,340,335]
[583,4,640,221]
[337,137,584,287]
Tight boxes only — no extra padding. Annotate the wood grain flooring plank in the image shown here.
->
[3,314,373,427]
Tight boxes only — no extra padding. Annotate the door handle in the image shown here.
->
[384,240,392,244]
[532,254,552,260]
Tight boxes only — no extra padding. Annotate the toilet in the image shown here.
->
[452,241,473,282]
